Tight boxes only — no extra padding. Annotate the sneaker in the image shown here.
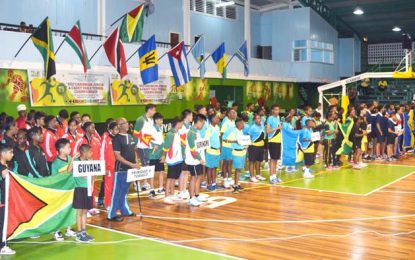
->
[76,232,90,243]
[232,186,239,193]
[211,184,217,190]
[141,182,151,191]
[83,231,95,241]
[88,208,100,215]
[201,181,207,188]
[270,178,279,184]
[148,190,157,199]
[54,231,64,241]
[236,185,244,191]
[303,171,314,179]
[224,179,231,188]
[358,162,368,168]
[207,185,213,191]
[276,177,283,183]
[229,178,235,186]
[256,175,266,181]
[188,197,201,207]
[352,164,362,169]
[196,196,208,203]
[326,165,333,170]
[178,190,189,200]
[157,188,165,195]
[244,171,251,178]
[0,246,16,255]
[164,196,176,205]
[65,228,77,237]
[172,194,183,201]
[250,177,259,183]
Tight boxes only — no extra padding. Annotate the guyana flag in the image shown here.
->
[119,5,145,43]
[2,172,75,241]
[65,20,91,73]
[31,17,56,80]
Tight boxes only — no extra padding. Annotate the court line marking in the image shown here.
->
[87,224,243,260]
[276,185,367,196]
[365,170,415,196]
[137,213,415,224]
[376,190,415,194]
[368,163,415,168]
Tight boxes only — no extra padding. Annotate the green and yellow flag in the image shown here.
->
[212,42,227,79]
[3,172,75,241]
[31,17,56,80]
[120,5,145,43]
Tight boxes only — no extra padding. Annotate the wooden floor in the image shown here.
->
[90,158,415,260]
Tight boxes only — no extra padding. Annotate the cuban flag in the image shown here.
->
[168,41,191,87]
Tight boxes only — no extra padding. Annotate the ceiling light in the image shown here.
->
[392,26,402,32]
[353,7,364,15]
[215,1,235,8]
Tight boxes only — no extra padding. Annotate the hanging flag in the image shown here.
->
[235,41,249,77]
[2,172,76,241]
[31,17,56,79]
[280,123,302,166]
[103,27,128,79]
[64,20,90,73]
[168,41,191,87]
[336,119,354,156]
[211,42,227,79]
[191,36,206,79]
[138,34,158,84]
[119,4,145,43]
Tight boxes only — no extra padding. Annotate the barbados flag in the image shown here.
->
[31,17,56,80]
[2,172,75,241]
[212,42,227,79]
[168,41,191,87]
[139,34,158,84]
[119,4,145,43]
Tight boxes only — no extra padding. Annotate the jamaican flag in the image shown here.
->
[32,17,56,79]
[336,118,354,155]
[2,172,75,241]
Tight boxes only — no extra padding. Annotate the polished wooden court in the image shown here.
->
[90,158,415,260]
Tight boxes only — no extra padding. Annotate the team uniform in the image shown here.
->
[108,133,136,219]
[51,155,72,175]
[72,158,92,210]
[179,122,192,171]
[41,128,58,166]
[62,132,78,157]
[185,127,204,176]
[133,115,154,166]
[205,124,221,169]
[149,125,164,172]
[266,115,282,160]
[299,128,315,166]
[56,118,68,138]
[220,117,235,161]
[247,123,265,163]
[324,121,336,167]
[25,144,50,178]
[387,119,397,146]
[100,131,116,209]
[73,135,101,161]
[163,129,184,180]
[12,146,29,176]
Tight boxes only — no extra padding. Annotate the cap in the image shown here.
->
[17,104,27,112]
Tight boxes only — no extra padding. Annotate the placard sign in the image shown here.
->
[196,138,210,151]
[311,132,321,142]
[395,125,403,135]
[73,160,106,177]
[127,166,155,183]
[366,124,372,133]
[237,135,252,146]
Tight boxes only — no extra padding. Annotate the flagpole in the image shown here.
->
[158,51,169,62]
[88,45,103,63]
[54,37,66,55]
[126,48,139,63]
[225,53,236,69]
[185,34,203,57]
[197,52,212,69]
[13,34,33,58]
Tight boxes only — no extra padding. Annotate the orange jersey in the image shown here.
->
[74,135,101,160]
[61,132,78,157]
[41,128,58,162]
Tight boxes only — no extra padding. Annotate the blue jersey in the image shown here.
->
[299,128,313,149]
[266,115,281,139]
[205,124,220,149]
[248,123,265,143]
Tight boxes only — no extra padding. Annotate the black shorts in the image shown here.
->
[188,164,203,176]
[377,135,386,143]
[150,159,164,172]
[73,187,93,210]
[304,153,314,166]
[353,138,362,150]
[387,134,396,145]
[268,143,281,160]
[181,162,190,172]
[167,164,182,179]
[248,145,264,162]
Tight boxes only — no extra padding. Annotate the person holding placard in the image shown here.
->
[299,119,316,178]
[73,144,95,243]
[205,113,221,191]
[351,116,367,169]
[220,108,236,188]
[266,104,282,184]
[108,118,139,222]
[230,118,247,193]
[247,114,266,183]
[185,114,207,207]
[161,117,184,205]
[149,113,165,197]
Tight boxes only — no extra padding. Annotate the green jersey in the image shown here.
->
[73,158,88,188]
[51,155,72,176]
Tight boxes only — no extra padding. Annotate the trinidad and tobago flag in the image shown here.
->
[2,172,76,241]
[103,27,128,79]
[65,20,91,73]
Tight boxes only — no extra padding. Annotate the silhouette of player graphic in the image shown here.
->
[39,77,57,103]
[118,80,131,102]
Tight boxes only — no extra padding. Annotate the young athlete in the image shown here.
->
[41,115,59,168]
[161,117,184,205]
[149,113,165,198]
[62,119,79,158]
[56,109,69,138]
[266,104,282,184]
[301,106,313,128]
[205,113,221,191]
[324,112,338,169]
[248,114,266,182]
[220,108,236,188]
[178,109,193,199]
[186,114,207,207]
[51,138,78,241]
[351,116,367,169]
[73,144,95,243]
[387,112,398,161]
[299,119,315,178]
[26,127,50,178]
[0,144,16,255]
[230,118,247,193]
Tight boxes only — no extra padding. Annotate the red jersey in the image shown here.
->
[41,128,58,162]
[56,119,68,138]
[62,132,78,157]
[100,131,115,172]
[16,116,26,129]
[73,135,101,160]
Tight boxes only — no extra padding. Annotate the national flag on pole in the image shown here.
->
[119,5,145,43]
[139,34,158,84]
[168,41,191,86]
[235,41,249,77]
[191,36,206,79]
[64,20,90,73]
[31,17,56,80]
[2,172,76,241]
[103,27,128,79]
[211,42,227,79]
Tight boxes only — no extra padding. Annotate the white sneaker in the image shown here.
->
[353,164,363,170]
[256,175,266,181]
[228,178,235,186]
[88,208,100,215]
[0,246,16,255]
[65,228,77,237]
[201,181,207,188]
[188,197,201,207]
[141,182,151,191]
[172,194,183,201]
[303,171,314,179]
[358,162,368,168]
[224,179,231,188]
[178,190,189,200]
[54,231,64,241]
[250,177,259,183]
[196,196,208,203]
[163,197,176,205]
